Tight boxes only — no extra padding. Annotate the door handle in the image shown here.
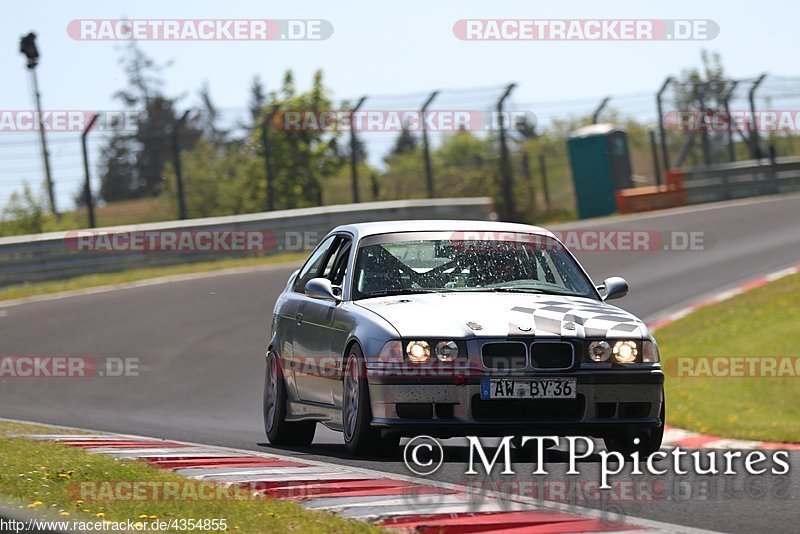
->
[295,313,304,325]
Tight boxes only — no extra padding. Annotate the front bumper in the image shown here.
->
[367,370,664,438]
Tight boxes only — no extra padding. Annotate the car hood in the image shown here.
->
[355,292,648,339]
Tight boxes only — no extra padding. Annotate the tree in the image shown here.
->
[248,75,267,127]
[387,123,418,159]
[252,70,346,209]
[198,81,228,148]
[0,183,46,236]
[163,139,262,218]
[99,43,201,201]
[378,130,495,200]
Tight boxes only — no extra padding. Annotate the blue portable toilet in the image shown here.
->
[567,124,634,219]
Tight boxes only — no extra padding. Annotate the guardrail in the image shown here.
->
[0,197,494,287]
[681,156,800,204]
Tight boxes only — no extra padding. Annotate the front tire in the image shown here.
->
[264,350,316,446]
[342,344,399,457]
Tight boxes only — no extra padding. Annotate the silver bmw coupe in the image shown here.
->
[264,220,664,456]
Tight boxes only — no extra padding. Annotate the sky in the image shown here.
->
[1,0,798,210]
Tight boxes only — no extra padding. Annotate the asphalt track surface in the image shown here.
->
[2,193,799,533]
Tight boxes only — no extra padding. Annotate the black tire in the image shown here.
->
[264,350,316,446]
[342,344,399,457]
[604,389,665,456]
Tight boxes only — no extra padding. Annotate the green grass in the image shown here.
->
[67,198,177,228]
[0,421,378,533]
[0,253,305,302]
[656,272,800,442]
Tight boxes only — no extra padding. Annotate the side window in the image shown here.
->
[293,235,337,293]
[320,237,344,280]
[327,239,352,286]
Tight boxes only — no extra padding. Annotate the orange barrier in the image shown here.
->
[665,169,685,191]
[615,171,687,214]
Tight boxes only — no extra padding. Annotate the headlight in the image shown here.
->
[643,340,660,363]
[612,340,638,363]
[406,340,431,363]
[435,341,459,362]
[587,340,612,362]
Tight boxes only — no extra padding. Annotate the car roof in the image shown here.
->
[331,220,556,241]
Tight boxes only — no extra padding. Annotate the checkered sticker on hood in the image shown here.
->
[356,293,648,339]
[510,299,646,338]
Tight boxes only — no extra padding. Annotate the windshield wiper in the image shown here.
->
[476,287,584,297]
[482,287,546,294]
[363,288,441,298]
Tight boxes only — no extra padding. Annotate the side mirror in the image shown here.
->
[597,276,628,301]
[305,278,341,301]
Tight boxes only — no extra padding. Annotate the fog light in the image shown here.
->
[612,340,638,363]
[406,340,431,363]
[435,341,459,362]
[588,341,612,362]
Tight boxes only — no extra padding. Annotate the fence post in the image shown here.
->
[81,114,100,228]
[262,105,280,211]
[539,153,551,212]
[350,96,367,203]
[656,77,673,172]
[649,130,662,187]
[592,97,610,124]
[520,151,535,218]
[722,80,739,162]
[420,90,439,198]
[748,74,768,160]
[695,83,712,166]
[171,110,192,220]
[497,83,517,220]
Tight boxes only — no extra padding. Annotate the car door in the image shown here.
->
[284,235,338,400]
[293,235,349,405]
[321,237,353,407]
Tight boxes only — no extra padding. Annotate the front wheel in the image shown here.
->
[342,345,399,457]
[264,350,316,446]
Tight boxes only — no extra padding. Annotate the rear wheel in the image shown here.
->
[342,344,399,457]
[264,350,316,446]
[604,390,665,456]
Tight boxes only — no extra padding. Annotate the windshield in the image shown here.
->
[353,231,597,300]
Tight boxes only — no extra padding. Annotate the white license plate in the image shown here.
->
[480,378,576,399]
